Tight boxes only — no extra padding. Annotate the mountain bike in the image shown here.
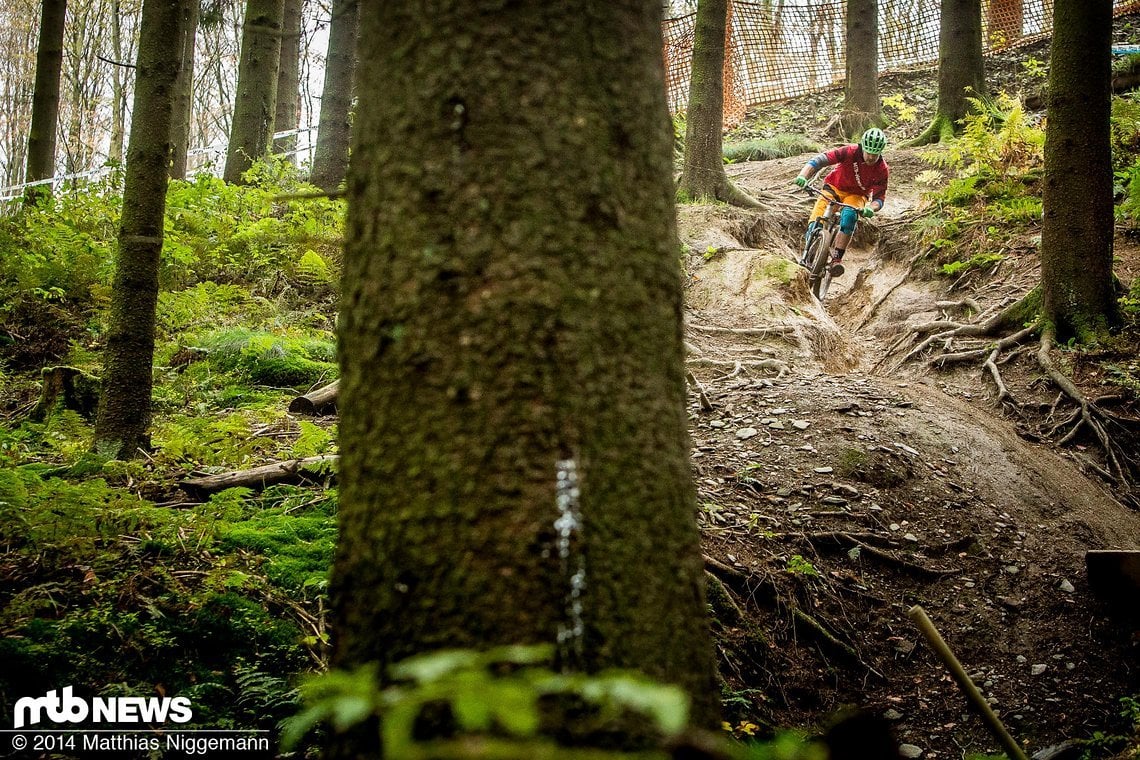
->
[798,183,863,302]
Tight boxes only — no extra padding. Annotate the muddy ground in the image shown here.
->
[682,144,1140,758]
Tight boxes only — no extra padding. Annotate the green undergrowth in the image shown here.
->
[0,450,336,738]
[915,93,1045,276]
[0,157,343,373]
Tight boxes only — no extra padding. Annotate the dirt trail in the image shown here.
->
[682,152,1140,758]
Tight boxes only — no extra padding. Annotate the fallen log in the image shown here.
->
[289,379,339,416]
[179,455,338,498]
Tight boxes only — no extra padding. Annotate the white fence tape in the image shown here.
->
[0,124,321,200]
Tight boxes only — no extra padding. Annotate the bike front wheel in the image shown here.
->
[804,228,832,301]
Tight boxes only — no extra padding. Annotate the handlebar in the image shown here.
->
[800,183,863,212]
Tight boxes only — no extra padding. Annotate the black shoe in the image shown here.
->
[829,263,845,277]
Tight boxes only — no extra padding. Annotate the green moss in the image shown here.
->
[753,256,800,285]
[198,328,338,387]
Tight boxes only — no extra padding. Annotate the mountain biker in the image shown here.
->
[792,127,889,277]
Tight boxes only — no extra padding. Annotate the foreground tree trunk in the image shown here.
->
[678,0,757,206]
[24,0,67,205]
[910,0,986,145]
[272,0,302,161]
[838,0,882,138]
[223,0,284,183]
[308,0,357,190]
[1040,0,1118,342]
[169,0,200,179]
[327,1,720,755]
[93,0,185,459]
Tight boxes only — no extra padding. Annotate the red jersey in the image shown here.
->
[818,144,889,204]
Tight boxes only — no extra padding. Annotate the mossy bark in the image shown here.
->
[169,0,200,179]
[93,0,185,459]
[329,2,719,755]
[272,0,302,161]
[840,0,883,139]
[678,0,758,207]
[223,0,284,184]
[909,0,986,146]
[1040,0,1119,342]
[308,0,357,191]
[23,0,67,205]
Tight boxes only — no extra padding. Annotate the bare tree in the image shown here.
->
[910,0,987,145]
[837,0,883,138]
[94,0,186,458]
[1040,0,1117,341]
[308,0,356,190]
[169,0,199,178]
[678,0,758,206]
[222,0,284,183]
[272,0,301,160]
[24,0,67,204]
[0,0,40,188]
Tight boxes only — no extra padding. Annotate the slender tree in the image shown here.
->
[1040,0,1118,342]
[222,0,284,183]
[92,0,185,459]
[23,0,67,205]
[910,0,986,145]
[678,0,758,206]
[271,0,301,160]
[169,0,200,178]
[107,0,126,164]
[308,0,356,191]
[837,0,882,138]
[326,1,720,755]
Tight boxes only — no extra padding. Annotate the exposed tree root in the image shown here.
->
[806,531,960,577]
[1035,326,1136,489]
[687,323,795,338]
[688,357,790,378]
[890,290,1138,496]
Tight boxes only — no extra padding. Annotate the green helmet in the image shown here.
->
[861,128,887,155]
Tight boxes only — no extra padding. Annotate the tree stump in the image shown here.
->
[31,366,100,421]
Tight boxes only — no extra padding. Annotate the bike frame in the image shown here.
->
[800,183,862,302]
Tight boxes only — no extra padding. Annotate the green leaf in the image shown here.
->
[487,682,540,737]
[389,649,480,683]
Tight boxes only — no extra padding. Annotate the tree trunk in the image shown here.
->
[169,0,199,179]
[327,1,720,755]
[840,0,882,138]
[1040,0,1118,342]
[985,0,1022,48]
[24,0,67,205]
[678,0,757,206]
[92,0,185,459]
[308,0,357,191]
[107,0,125,164]
[272,0,301,161]
[910,0,986,145]
[222,0,284,183]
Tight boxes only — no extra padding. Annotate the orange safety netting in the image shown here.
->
[664,0,1140,127]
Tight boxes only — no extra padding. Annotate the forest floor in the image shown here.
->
[680,139,1140,758]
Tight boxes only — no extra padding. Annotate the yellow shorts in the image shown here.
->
[810,186,866,222]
